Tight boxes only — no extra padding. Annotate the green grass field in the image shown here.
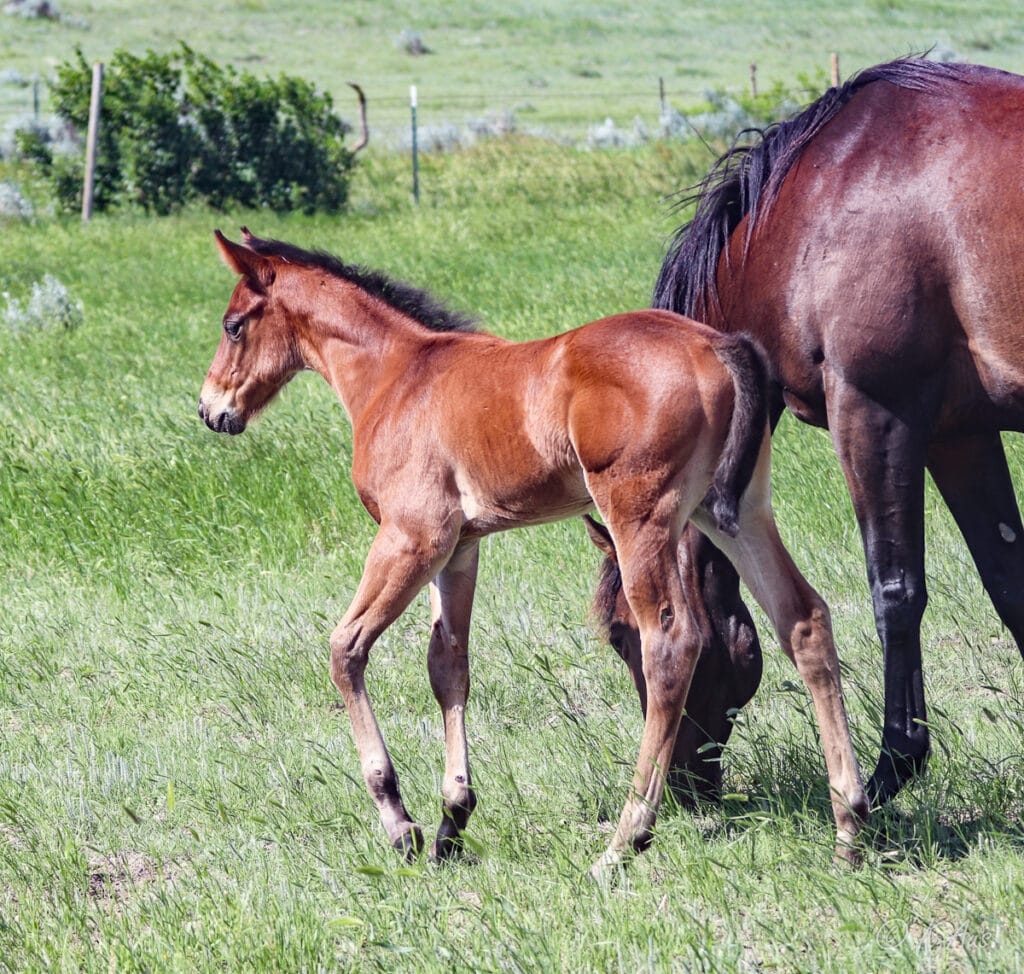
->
[2,2,1024,971]
[2,142,1023,972]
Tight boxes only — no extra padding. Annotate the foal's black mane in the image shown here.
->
[652,57,972,321]
[592,556,622,637]
[246,236,478,333]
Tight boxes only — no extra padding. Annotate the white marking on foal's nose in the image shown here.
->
[200,381,235,415]
[999,522,1016,543]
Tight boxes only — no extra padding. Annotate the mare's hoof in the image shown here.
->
[866,748,929,806]
[391,825,425,861]
[428,834,462,863]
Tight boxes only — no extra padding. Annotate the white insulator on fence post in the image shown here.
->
[82,61,104,223]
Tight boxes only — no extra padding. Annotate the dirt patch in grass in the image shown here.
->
[86,850,186,913]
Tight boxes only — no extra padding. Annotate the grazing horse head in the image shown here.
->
[584,515,762,802]
[198,229,303,435]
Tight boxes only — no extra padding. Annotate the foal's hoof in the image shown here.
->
[588,849,627,886]
[833,832,863,868]
[391,824,425,861]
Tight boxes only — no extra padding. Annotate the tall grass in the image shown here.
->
[1,141,1023,972]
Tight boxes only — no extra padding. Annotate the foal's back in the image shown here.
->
[394,309,737,537]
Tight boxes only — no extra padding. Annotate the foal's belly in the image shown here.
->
[457,469,594,538]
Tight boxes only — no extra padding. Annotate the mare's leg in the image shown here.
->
[827,380,935,806]
[928,432,1024,652]
[590,512,702,877]
[694,440,868,862]
[426,541,480,860]
[330,523,454,858]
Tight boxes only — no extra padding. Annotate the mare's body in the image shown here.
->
[631,57,1024,803]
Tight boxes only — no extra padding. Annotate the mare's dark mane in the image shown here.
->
[652,57,972,321]
[247,236,478,333]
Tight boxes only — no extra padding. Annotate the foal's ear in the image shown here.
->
[213,229,275,288]
[583,515,618,563]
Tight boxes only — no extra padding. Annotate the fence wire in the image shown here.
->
[0,71,827,152]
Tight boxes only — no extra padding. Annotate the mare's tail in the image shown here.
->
[702,333,770,537]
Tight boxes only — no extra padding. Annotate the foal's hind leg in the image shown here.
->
[426,541,480,861]
[330,523,455,858]
[928,433,1024,652]
[668,528,763,803]
[589,511,703,878]
[694,444,868,862]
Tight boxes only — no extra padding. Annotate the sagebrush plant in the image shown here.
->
[25,44,357,214]
[0,68,30,87]
[0,181,33,220]
[2,273,83,331]
[2,0,60,20]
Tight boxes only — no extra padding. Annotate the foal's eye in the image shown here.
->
[224,318,244,341]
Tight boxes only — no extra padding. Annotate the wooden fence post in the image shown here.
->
[749,63,758,98]
[81,61,104,223]
[831,52,840,88]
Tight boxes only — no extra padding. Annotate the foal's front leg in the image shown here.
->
[426,541,480,860]
[330,523,454,858]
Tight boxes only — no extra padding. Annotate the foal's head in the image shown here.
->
[198,229,303,435]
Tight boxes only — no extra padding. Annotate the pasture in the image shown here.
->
[2,141,1023,972]
[2,2,1024,971]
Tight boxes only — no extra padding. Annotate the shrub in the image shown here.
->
[2,274,83,332]
[3,0,61,19]
[396,29,429,56]
[668,71,827,142]
[0,68,30,87]
[587,116,648,149]
[30,44,358,215]
[0,181,34,220]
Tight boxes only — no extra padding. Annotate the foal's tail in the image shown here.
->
[702,333,770,537]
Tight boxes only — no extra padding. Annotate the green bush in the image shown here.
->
[28,44,357,214]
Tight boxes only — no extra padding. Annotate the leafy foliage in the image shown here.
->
[664,70,829,142]
[27,44,357,214]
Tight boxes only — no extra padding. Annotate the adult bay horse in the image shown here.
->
[599,57,1024,807]
[198,230,867,874]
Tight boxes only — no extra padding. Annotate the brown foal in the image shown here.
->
[198,229,867,876]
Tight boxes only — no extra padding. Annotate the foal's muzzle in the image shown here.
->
[197,398,246,435]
